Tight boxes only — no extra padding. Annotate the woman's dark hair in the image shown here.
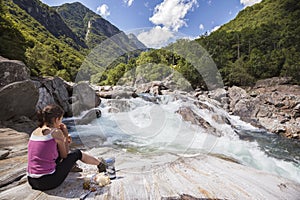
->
[37,104,64,128]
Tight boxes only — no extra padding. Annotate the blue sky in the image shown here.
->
[41,0,262,48]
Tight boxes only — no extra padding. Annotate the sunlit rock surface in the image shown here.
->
[0,147,299,200]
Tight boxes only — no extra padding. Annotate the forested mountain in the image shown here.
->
[0,0,85,81]
[54,2,120,49]
[196,0,300,86]
[0,0,146,81]
[12,0,87,49]
[88,0,299,88]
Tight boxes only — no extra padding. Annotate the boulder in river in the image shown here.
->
[63,108,101,126]
[72,82,101,116]
[176,106,220,136]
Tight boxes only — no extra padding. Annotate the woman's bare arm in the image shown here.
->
[51,129,69,158]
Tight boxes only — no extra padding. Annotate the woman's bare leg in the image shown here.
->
[81,152,101,165]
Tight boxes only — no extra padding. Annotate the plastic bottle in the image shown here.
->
[105,157,116,180]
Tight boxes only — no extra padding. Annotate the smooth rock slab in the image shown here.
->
[0,147,299,200]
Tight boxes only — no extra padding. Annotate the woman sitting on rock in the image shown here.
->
[27,104,106,191]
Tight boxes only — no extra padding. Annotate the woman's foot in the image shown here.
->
[97,157,107,173]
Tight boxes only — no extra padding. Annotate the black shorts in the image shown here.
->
[28,149,82,191]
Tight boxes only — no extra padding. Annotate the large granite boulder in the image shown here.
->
[0,80,39,121]
[72,82,101,116]
[0,58,30,88]
[34,77,72,116]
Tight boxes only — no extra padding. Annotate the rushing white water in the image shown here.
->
[69,94,300,183]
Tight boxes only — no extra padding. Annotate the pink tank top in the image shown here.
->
[27,129,59,178]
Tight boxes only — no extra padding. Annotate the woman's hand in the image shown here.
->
[67,134,72,144]
[59,123,69,137]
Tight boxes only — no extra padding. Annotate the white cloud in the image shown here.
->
[149,0,198,32]
[137,26,175,49]
[240,0,262,7]
[124,0,134,7]
[96,4,110,18]
[139,0,198,48]
[199,24,204,30]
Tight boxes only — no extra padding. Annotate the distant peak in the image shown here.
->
[62,2,84,6]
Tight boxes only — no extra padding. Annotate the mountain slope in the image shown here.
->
[12,0,87,49]
[54,2,121,49]
[127,33,148,50]
[54,2,147,50]
[86,0,300,88]
[219,0,298,32]
[196,0,300,86]
[1,0,85,80]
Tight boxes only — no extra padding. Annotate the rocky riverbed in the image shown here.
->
[1,56,300,199]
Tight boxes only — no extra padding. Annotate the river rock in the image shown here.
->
[97,85,139,99]
[176,106,219,136]
[105,99,132,112]
[232,98,256,122]
[227,86,249,110]
[135,81,168,95]
[0,80,39,121]
[72,82,101,116]
[208,88,228,102]
[0,58,30,88]
[255,77,293,88]
[100,91,135,99]
[207,88,230,110]
[223,81,300,139]
[34,76,73,116]
[63,108,101,126]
